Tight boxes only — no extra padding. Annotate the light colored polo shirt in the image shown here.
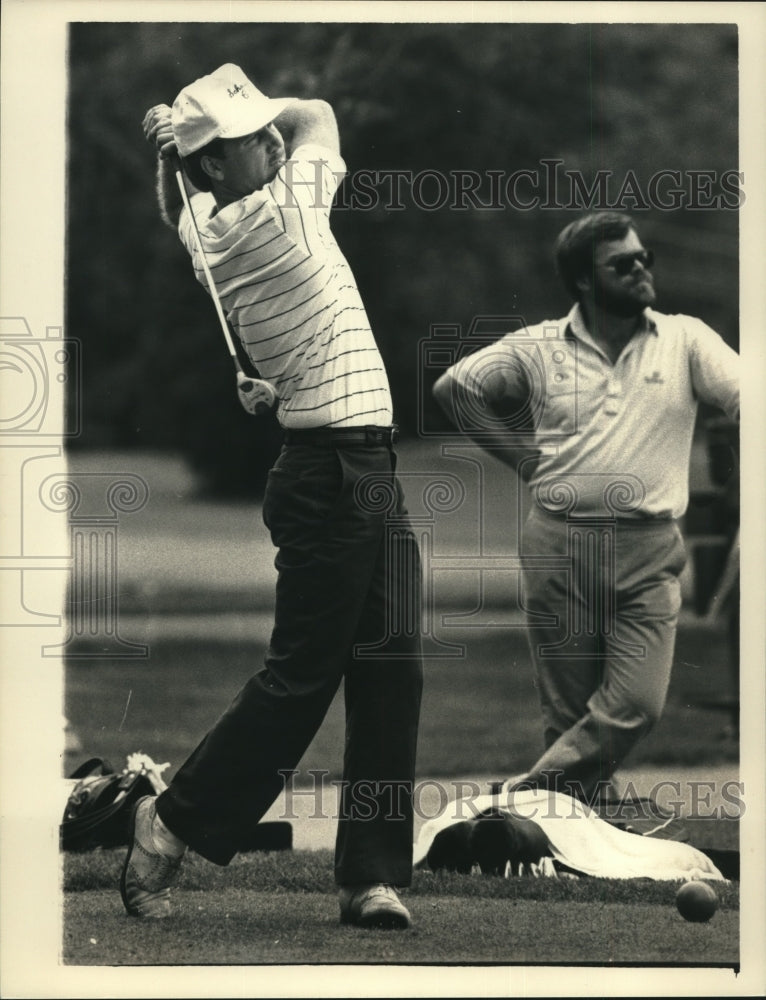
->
[443,304,739,519]
[178,144,393,429]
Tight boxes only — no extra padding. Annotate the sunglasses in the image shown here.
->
[601,249,655,277]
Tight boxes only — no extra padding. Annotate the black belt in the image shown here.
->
[283,424,399,448]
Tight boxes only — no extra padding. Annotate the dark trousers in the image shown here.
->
[156,442,423,886]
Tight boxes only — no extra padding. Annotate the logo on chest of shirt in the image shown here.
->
[644,371,665,384]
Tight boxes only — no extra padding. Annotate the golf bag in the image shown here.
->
[61,752,294,853]
[61,755,168,852]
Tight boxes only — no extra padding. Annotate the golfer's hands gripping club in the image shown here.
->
[142,104,176,158]
[237,372,279,416]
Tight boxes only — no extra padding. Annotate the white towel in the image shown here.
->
[413,790,725,881]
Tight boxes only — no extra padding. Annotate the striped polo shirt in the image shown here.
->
[178,144,393,429]
[444,304,739,519]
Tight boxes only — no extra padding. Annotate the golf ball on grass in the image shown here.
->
[675,880,718,922]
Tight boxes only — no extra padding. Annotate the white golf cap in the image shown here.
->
[172,63,296,156]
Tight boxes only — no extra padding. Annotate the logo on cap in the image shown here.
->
[172,64,296,156]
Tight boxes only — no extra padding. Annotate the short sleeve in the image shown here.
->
[686,317,739,423]
[446,338,532,405]
[177,191,218,249]
[268,144,347,223]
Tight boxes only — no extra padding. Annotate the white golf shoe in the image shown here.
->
[120,796,184,918]
[338,884,411,930]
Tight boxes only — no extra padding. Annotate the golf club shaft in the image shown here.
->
[173,163,243,375]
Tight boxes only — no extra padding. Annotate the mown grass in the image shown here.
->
[63,892,740,967]
[62,849,739,967]
[64,847,740,909]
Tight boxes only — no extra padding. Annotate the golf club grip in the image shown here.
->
[173,163,241,371]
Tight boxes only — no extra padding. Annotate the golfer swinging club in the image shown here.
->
[131,64,423,929]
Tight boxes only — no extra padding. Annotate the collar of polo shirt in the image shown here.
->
[568,303,659,343]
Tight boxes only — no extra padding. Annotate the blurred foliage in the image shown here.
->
[67,22,739,495]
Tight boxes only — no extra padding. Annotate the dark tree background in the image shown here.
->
[66,22,739,495]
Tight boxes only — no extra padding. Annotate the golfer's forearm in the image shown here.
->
[274,99,340,156]
[156,155,184,230]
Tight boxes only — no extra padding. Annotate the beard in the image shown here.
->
[592,274,656,318]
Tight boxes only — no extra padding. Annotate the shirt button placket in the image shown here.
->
[605,371,622,417]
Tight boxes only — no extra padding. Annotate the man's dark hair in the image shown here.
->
[181,137,226,193]
[554,212,637,301]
